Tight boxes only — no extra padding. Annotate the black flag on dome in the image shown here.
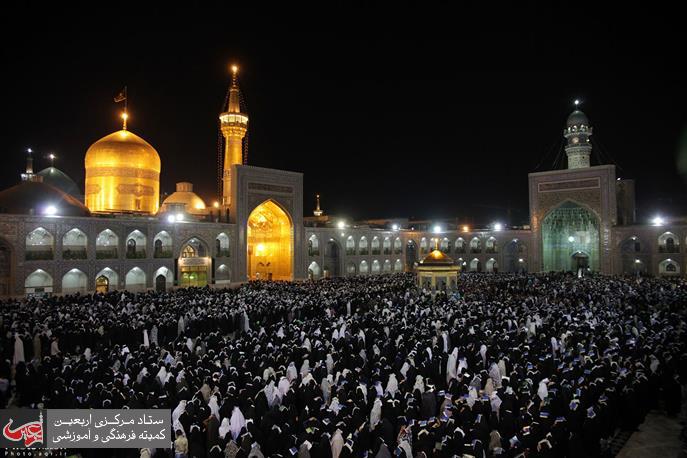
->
[114,87,127,103]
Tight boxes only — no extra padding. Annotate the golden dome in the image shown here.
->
[420,249,455,266]
[84,129,161,214]
[160,182,207,216]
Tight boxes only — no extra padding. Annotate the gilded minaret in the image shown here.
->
[219,65,248,208]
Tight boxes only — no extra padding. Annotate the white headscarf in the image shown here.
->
[265,381,279,407]
[229,406,246,440]
[447,348,458,383]
[286,362,298,382]
[13,335,25,366]
[177,316,185,336]
[218,418,231,440]
[208,395,220,420]
[370,398,383,428]
[329,397,342,414]
[143,329,150,348]
[156,366,168,387]
[300,359,310,378]
[458,357,468,375]
[278,376,291,397]
[331,429,344,458]
[489,362,502,389]
[480,344,488,366]
[326,354,335,375]
[537,379,549,401]
[172,400,187,435]
[385,374,399,397]
[321,377,332,405]
[413,375,425,394]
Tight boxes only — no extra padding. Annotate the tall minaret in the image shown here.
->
[313,194,323,216]
[219,65,249,208]
[21,148,36,181]
[563,100,593,169]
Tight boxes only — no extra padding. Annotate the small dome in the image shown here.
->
[37,167,81,198]
[419,249,455,266]
[0,180,90,217]
[566,109,589,128]
[160,182,207,216]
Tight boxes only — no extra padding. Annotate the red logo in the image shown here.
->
[2,412,43,447]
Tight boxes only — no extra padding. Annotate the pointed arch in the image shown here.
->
[25,227,54,260]
[25,269,53,293]
[247,199,293,281]
[96,229,118,259]
[62,228,87,260]
[125,230,147,259]
[62,268,87,294]
[154,230,173,258]
[542,200,600,272]
[358,236,368,255]
[96,267,118,292]
[308,261,321,279]
[125,267,147,292]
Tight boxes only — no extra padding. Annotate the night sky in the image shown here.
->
[4,7,686,225]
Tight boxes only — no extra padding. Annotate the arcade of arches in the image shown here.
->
[247,200,293,281]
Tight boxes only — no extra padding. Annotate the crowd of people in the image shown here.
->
[1,272,686,457]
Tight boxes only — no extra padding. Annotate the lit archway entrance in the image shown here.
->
[247,200,293,281]
[542,201,599,272]
[571,251,589,277]
[178,238,210,288]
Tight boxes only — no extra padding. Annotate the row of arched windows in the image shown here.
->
[24,227,231,261]
[24,263,234,294]
[307,259,404,279]
[417,236,507,255]
[308,235,404,256]
[619,233,683,254]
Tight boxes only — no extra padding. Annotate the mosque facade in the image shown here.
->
[0,72,685,297]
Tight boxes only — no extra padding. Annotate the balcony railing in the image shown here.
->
[25,250,53,261]
[346,248,355,255]
[215,249,230,258]
[63,249,87,260]
[383,248,391,255]
[372,249,380,255]
[126,250,147,259]
[96,249,118,259]
[486,248,497,254]
[308,249,320,256]
[359,249,369,255]
[659,246,680,253]
[154,249,174,258]
[470,248,481,253]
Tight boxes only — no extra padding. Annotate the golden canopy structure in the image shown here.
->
[415,248,460,291]
[84,128,161,214]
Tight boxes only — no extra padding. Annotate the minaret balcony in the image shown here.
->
[220,113,249,127]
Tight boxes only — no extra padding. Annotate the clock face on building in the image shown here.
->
[572,137,579,144]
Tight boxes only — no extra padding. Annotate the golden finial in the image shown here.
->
[121,112,129,130]
[231,64,239,85]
